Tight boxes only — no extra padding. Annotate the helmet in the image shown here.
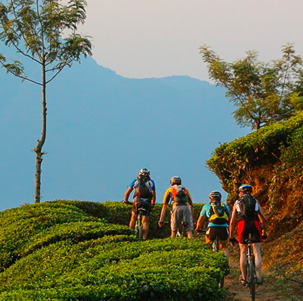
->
[209,191,222,201]
[239,184,252,194]
[170,176,181,185]
[139,168,150,177]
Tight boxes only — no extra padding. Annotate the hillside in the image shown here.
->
[207,112,303,297]
[0,201,228,300]
[0,54,248,211]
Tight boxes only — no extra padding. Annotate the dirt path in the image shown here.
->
[224,256,284,300]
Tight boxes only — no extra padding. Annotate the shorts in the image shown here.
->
[170,205,194,232]
[238,219,262,244]
[132,199,151,217]
[206,226,229,242]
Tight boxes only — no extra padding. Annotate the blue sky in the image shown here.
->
[78,0,303,81]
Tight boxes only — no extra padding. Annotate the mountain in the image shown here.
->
[0,56,248,211]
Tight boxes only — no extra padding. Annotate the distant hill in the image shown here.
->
[0,55,248,210]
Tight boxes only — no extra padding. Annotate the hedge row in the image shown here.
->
[206,111,303,193]
[0,201,226,300]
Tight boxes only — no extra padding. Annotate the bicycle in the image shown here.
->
[229,236,257,301]
[245,237,257,301]
[124,200,148,241]
[197,229,225,288]
[176,221,188,237]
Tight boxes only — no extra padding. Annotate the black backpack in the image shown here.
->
[134,176,153,199]
[238,194,257,220]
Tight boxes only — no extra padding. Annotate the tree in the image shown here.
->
[200,44,303,130]
[0,0,92,203]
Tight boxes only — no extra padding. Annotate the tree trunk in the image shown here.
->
[34,63,47,203]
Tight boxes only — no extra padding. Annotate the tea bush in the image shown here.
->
[0,201,227,300]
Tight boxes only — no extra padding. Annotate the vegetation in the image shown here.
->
[200,44,303,130]
[0,0,92,203]
[0,201,227,300]
[206,111,303,199]
[206,111,303,297]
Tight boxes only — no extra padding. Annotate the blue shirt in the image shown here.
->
[200,202,231,227]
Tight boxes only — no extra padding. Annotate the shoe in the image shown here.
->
[256,277,264,285]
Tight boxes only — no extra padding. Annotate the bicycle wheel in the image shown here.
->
[246,259,256,301]
[212,237,219,252]
[135,213,144,241]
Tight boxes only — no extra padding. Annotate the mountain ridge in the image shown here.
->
[0,56,248,210]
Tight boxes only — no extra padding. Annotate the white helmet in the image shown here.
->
[139,168,150,177]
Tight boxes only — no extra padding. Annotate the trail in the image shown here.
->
[224,255,283,300]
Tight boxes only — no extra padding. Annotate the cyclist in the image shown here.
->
[196,191,231,258]
[124,168,156,240]
[229,184,267,285]
[158,176,194,238]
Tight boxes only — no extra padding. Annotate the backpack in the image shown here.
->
[208,202,229,225]
[171,185,188,204]
[238,194,257,220]
[134,176,153,199]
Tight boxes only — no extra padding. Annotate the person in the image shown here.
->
[229,184,267,285]
[158,176,194,238]
[196,191,231,258]
[124,168,156,240]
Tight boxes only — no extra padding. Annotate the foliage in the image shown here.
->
[0,0,92,203]
[0,201,226,300]
[206,111,303,197]
[200,44,303,130]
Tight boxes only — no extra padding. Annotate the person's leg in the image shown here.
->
[183,205,194,239]
[170,206,179,237]
[220,240,230,258]
[142,216,149,240]
[253,243,262,282]
[171,231,177,237]
[129,212,137,229]
[239,243,248,282]
[186,231,193,238]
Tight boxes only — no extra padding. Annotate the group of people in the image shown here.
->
[123,168,267,286]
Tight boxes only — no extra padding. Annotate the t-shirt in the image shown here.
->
[200,202,231,227]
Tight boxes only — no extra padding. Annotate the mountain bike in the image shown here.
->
[176,221,188,237]
[198,229,225,288]
[230,236,257,301]
[123,200,148,241]
[245,237,256,301]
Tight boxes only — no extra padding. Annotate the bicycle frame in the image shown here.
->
[245,240,256,301]
[135,207,146,241]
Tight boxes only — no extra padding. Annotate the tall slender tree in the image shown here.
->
[0,0,92,203]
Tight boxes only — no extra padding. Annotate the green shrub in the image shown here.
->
[0,201,226,300]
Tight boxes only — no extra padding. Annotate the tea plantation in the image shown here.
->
[0,201,228,300]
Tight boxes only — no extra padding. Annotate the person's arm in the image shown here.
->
[158,203,168,227]
[151,190,156,207]
[124,187,133,203]
[229,203,237,239]
[196,215,206,231]
[186,189,195,220]
[256,200,267,233]
[158,188,170,226]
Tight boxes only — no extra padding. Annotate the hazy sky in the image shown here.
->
[78,0,303,81]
